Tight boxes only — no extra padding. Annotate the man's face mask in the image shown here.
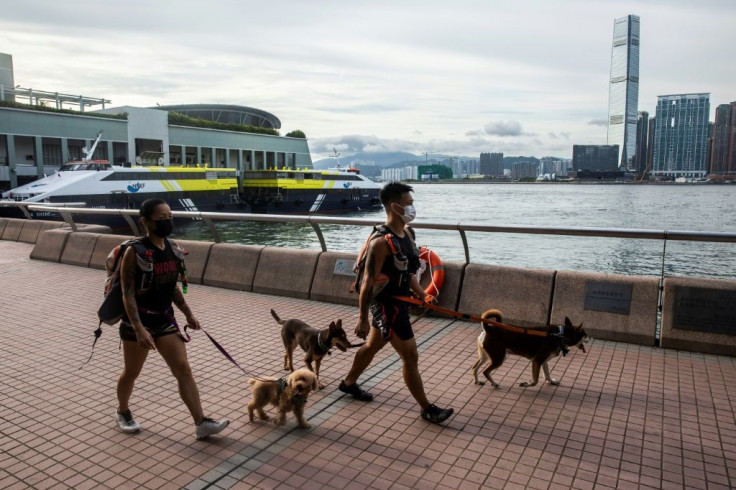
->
[395,203,416,223]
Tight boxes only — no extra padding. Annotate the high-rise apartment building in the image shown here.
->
[607,15,640,171]
[710,102,736,176]
[479,152,503,176]
[652,93,710,179]
[634,111,649,176]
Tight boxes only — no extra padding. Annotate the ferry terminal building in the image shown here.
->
[0,54,312,191]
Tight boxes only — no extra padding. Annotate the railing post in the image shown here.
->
[310,221,327,252]
[123,215,138,236]
[458,229,470,264]
[19,203,32,219]
[202,216,221,243]
[58,210,78,231]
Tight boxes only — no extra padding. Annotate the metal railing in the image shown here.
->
[11,203,736,264]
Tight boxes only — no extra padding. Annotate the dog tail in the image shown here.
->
[248,378,256,385]
[270,309,284,324]
[481,309,503,332]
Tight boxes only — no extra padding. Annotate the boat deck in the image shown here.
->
[1,240,735,489]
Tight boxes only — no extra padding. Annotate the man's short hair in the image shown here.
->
[379,181,414,208]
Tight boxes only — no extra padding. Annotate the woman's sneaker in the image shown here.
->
[420,404,454,424]
[115,409,141,434]
[195,417,229,440]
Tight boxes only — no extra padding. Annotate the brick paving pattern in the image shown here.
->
[1,240,735,489]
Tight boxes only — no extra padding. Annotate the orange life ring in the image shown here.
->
[419,247,444,297]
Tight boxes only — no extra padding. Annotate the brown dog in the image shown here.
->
[472,309,588,387]
[247,368,319,428]
[271,309,351,389]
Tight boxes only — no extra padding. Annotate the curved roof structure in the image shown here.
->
[155,104,281,130]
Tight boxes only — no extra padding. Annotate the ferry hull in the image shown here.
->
[1,188,380,229]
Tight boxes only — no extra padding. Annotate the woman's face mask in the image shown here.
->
[152,218,174,237]
[395,203,416,223]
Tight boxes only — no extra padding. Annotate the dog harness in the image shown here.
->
[277,377,308,407]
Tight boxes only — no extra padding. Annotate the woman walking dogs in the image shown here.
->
[340,182,454,424]
[115,198,228,439]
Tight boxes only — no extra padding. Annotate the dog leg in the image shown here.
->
[274,411,286,426]
[520,361,541,387]
[286,341,297,372]
[294,405,310,429]
[314,358,324,390]
[542,361,559,385]
[481,352,503,388]
[472,341,490,385]
[247,402,255,422]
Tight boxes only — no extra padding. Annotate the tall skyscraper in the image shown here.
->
[607,15,640,171]
[710,102,736,176]
[652,93,710,179]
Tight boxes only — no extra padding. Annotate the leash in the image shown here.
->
[393,295,552,338]
[184,325,279,383]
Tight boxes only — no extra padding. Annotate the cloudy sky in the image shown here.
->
[1,0,734,160]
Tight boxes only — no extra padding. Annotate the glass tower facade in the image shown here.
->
[607,15,640,171]
[652,94,710,179]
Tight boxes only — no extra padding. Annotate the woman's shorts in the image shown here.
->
[119,321,179,342]
[370,302,414,341]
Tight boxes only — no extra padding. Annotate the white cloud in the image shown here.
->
[1,0,734,159]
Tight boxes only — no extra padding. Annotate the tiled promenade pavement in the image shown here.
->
[1,240,735,490]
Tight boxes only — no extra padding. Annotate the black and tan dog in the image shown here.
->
[271,309,352,389]
[472,309,588,388]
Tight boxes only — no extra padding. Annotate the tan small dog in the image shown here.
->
[247,368,319,428]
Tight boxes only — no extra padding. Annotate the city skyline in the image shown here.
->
[0,1,734,161]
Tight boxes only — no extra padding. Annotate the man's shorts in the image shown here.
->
[119,321,179,342]
[370,302,414,341]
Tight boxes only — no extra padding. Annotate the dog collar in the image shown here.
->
[557,326,570,356]
[317,331,332,355]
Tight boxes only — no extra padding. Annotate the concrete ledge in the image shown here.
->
[254,247,321,299]
[419,260,465,314]
[171,239,213,285]
[550,271,659,345]
[203,243,264,291]
[30,229,72,262]
[89,234,135,270]
[0,218,7,237]
[660,276,736,356]
[60,232,101,267]
[458,264,556,327]
[71,224,113,234]
[18,221,65,244]
[17,221,44,243]
[310,252,360,306]
[1,218,25,241]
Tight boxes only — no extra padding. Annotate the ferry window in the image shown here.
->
[312,173,321,180]
[277,173,289,178]
[206,171,217,180]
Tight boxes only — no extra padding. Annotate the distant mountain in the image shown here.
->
[311,152,569,170]
[312,151,423,169]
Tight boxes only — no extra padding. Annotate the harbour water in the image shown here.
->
[174,183,736,280]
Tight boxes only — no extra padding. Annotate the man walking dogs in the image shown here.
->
[339,182,454,424]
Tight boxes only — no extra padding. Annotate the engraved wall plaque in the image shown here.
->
[673,287,736,335]
[584,281,633,315]
[333,259,356,277]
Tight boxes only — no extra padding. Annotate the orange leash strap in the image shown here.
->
[393,295,549,337]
